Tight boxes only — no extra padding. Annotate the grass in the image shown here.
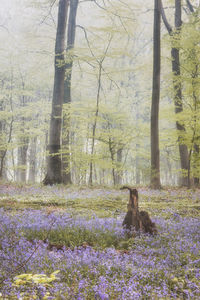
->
[24,226,134,250]
[0,183,199,216]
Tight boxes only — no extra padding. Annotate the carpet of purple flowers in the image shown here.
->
[0,185,200,299]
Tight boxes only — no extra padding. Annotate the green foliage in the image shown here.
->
[12,271,60,300]
[24,226,134,250]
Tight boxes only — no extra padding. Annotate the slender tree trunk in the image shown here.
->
[188,63,199,188]
[17,79,29,183]
[0,98,6,178]
[108,137,116,185]
[0,72,14,179]
[88,37,112,185]
[28,137,37,183]
[0,103,6,179]
[193,144,199,186]
[115,148,123,185]
[135,101,140,185]
[44,0,69,185]
[17,139,29,182]
[150,0,161,189]
[62,0,79,184]
[11,149,16,181]
[89,64,102,185]
[41,130,49,182]
[166,150,172,185]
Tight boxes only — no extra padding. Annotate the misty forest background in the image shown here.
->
[0,0,200,189]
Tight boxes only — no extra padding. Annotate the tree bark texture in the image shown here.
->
[171,0,189,186]
[62,0,79,184]
[150,0,161,189]
[171,47,189,186]
[161,0,189,186]
[44,0,69,185]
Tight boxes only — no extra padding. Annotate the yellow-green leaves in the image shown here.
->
[13,270,60,286]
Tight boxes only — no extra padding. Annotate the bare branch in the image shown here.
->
[101,34,113,64]
[186,0,195,13]
[160,0,173,34]
[77,25,121,91]
[80,0,133,21]
[39,0,60,26]
[76,24,96,60]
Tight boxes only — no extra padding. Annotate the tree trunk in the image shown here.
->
[171,1,189,186]
[28,137,37,183]
[187,61,199,188]
[62,0,79,184]
[166,150,172,185]
[161,0,189,186]
[88,37,112,186]
[43,0,69,185]
[0,74,14,179]
[115,148,123,185]
[150,0,161,189]
[17,139,29,182]
[89,64,102,185]
[0,101,5,178]
[193,144,199,186]
[108,137,116,185]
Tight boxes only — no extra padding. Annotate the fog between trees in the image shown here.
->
[0,0,199,188]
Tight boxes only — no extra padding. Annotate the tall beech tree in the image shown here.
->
[161,0,189,187]
[150,0,161,189]
[62,0,79,185]
[44,0,69,185]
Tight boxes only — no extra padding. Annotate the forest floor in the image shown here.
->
[0,183,200,299]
